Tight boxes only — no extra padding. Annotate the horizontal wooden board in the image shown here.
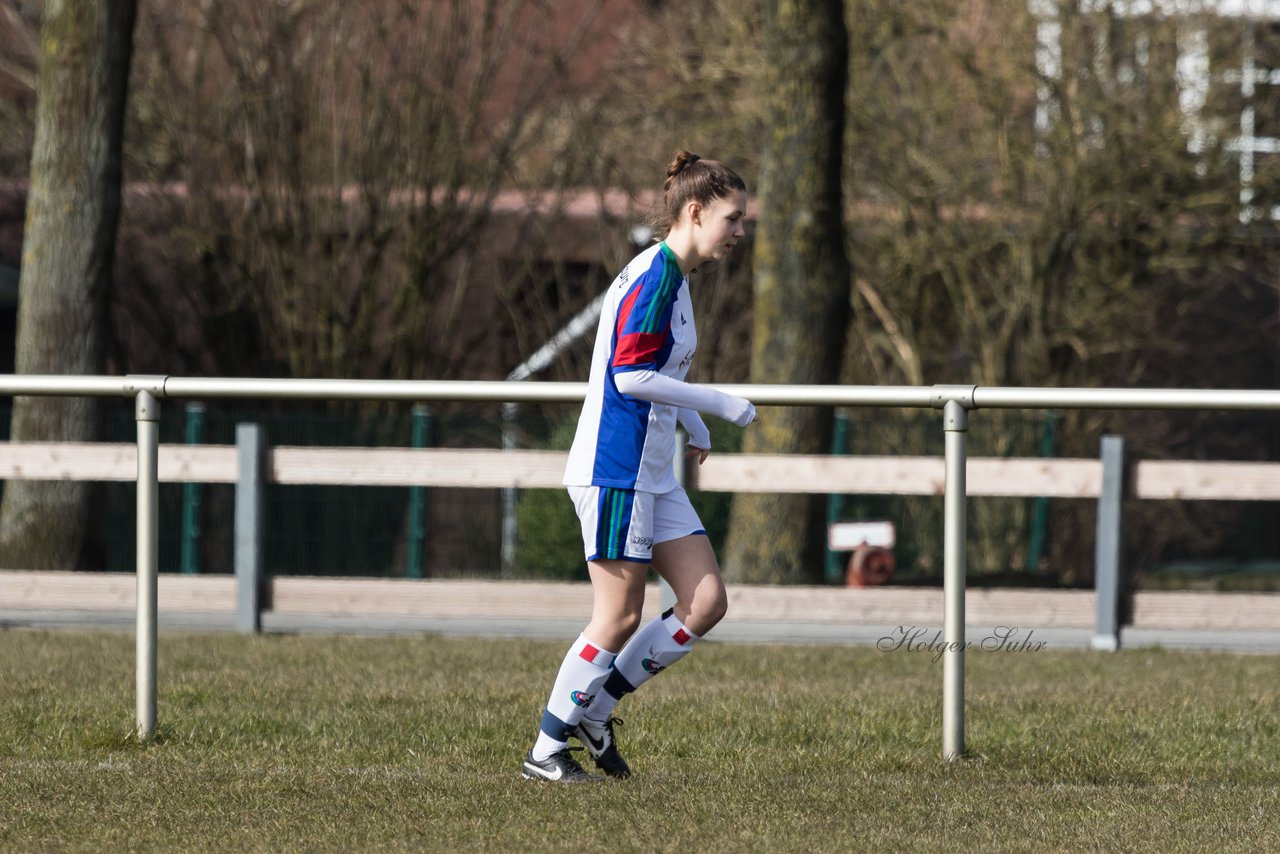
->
[0,570,236,611]
[0,443,237,482]
[6,573,1278,631]
[695,455,1103,498]
[1,441,1276,500]
[1131,590,1280,630]
[268,447,568,487]
[1133,460,1280,500]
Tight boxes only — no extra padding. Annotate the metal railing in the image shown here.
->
[4,374,1280,759]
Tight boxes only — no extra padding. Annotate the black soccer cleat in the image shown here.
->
[573,717,632,779]
[521,747,599,783]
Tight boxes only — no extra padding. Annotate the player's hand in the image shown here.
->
[686,445,710,466]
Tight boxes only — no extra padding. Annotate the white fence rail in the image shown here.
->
[4,374,1280,761]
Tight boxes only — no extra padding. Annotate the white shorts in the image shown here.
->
[568,484,706,564]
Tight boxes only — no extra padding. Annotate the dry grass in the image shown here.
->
[1,629,1277,852]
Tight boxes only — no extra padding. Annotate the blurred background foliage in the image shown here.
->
[1,0,1279,587]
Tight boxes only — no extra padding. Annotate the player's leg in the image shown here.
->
[577,488,721,776]
[650,532,728,636]
[584,533,724,724]
[524,488,651,782]
[583,558,647,651]
[562,558,647,779]
[647,484,728,635]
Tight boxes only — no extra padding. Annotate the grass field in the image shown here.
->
[2,629,1277,852]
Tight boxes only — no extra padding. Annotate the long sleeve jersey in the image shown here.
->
[563,242,754,492]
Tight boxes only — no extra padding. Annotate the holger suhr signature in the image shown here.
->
[877,625,1047,663]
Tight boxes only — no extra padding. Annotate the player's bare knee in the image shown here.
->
[702,584,728,627]
[683,583,727,632]
[616,607,644,639]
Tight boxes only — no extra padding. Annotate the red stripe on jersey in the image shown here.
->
[614,281,645,339]
[672,628,691,645]
[613,331,665,368]
[580,644,600,663]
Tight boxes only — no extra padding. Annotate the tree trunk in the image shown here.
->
[723,0,850,584]
[0,0,137,570]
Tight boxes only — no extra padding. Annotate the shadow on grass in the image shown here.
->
[80,722,176,752]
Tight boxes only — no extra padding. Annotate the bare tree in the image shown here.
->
[842,1,1277,581]
[723,0,851,584]
[0,2,39,176]
[0,0,137,569]
[118,0,612,386]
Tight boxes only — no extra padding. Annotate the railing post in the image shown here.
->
[236,423,266,633]
[134,390,160,741]
[1026,410,1058,573]
[1091,435,1126,651]
[406,404,432,579]
[500,402,518,577]
[825,411,851,583]
[942,399,969,761]
[179,402,205,575]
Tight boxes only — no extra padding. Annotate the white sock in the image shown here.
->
[585,609,698,724]
[531,634,617,761]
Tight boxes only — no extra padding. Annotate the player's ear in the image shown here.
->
[687,201,703,226]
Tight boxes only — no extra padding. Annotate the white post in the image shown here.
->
[235,423,265,633]
[942,400,968,761]
[1091,435,1125,651]
[134,390,160,741]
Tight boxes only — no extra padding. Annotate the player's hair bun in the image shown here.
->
[667,150,701,182]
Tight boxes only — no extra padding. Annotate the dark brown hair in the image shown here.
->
[652,150,746,237]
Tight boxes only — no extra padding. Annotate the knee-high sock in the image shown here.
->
[531,634,617,761]
[585,609,698,724]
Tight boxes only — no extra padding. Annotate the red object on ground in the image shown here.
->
[846,546,895,587]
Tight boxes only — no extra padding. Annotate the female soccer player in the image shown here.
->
[522,151,757,782]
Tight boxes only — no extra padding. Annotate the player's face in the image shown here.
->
[695,190,748,263]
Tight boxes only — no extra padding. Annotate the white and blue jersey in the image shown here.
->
[564,242,696,493]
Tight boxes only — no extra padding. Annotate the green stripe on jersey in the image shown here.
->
[639,250,680,334]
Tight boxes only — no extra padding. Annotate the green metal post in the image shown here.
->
[179,402,205,575]
[825,411,851,583]
[406,405,432,578]
[1026,410,1058,573]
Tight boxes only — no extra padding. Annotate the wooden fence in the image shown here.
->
[2,439,1278,633]
[4,441,1280,499]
